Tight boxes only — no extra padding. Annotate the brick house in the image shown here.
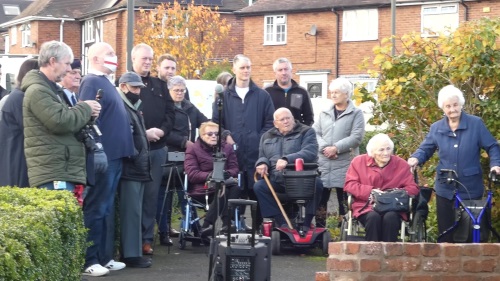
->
[0,0,248,76]
[236,0,500,99]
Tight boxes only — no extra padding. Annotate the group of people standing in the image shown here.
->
[0,39,499,279]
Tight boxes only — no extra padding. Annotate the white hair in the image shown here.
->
[366,133,394,157]
[437,85,465,109]
[329,77,353,99]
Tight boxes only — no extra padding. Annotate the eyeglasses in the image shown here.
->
[172,89,186,93]
[204,132,219,137]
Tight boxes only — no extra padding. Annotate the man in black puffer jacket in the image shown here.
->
[117,72,153,268]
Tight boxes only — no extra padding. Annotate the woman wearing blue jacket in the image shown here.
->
[408,85,500,242]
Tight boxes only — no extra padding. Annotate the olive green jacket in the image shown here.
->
[22,70,92,187]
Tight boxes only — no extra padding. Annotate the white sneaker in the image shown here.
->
[83,264,109,276]
[104,259,126,271]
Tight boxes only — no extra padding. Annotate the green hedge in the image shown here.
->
[0,187,87,281]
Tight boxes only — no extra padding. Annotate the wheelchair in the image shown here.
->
[260,163,331,255]
[340,186,432,242]
[437,169,500,243]
[158,152,209,249]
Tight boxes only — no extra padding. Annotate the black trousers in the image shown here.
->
[357,211,401,242]
[193,184,241,225]
[316,187,346,227]
[436,194,455,243]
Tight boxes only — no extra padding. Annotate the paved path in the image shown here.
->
[83,236,327,281]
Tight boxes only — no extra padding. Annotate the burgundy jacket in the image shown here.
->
[184,138,239,196]
[344,154,419,220]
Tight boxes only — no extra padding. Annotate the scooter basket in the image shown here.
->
[283,170,317,200]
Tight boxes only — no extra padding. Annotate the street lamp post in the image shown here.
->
[127,0,134,71]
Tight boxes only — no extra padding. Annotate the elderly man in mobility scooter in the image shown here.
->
[254,107,327,254]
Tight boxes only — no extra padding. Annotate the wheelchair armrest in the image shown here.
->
[346,193,354,208]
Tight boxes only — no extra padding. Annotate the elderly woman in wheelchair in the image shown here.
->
[343,133,419,242]
[184,121,240,237]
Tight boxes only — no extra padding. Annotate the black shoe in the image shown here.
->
[169,228,180,238]
[201,225,213,237]
[121,257,152,268]
[159,233,173,246]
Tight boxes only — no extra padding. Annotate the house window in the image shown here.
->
[342,9,378,41]
[84,20,95,43]
[10,26,16,45]
[421,4,459,36]
[21,24,31,47]
[264,15,287,45]
[307,83,322,99]
[343,75,378,93]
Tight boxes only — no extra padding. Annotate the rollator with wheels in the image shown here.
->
[437,169,500,243]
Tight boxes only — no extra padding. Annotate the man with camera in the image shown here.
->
[22,41,101,191]
[79,42,135,276]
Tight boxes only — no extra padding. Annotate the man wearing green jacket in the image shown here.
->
[22,40,101,190]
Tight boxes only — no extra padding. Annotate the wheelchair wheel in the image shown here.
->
[179,231,187,249]
[322,231,331,255]
[410,213,426,242]
[271,231,281,255]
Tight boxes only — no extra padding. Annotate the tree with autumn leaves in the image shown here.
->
[135,1,231,79]
[357,17,500,237]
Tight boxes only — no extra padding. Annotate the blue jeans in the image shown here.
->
[38,181,75,192]
[83,159,123,268]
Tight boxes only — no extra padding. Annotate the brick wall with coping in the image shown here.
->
[315,242,500,281]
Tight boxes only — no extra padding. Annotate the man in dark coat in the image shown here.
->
[265,58,314,126]
[254,108,323,230]
[130,43,175,255]
[117,72,153,268]
[212,54,275,226]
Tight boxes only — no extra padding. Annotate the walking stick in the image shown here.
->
[254,172,294,229]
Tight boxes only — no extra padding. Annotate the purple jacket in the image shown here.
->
[184,138,239,196]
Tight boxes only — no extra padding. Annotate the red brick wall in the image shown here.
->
[243,11,337,86]
[213,13,243,60]
[7,20,81,57]
[316,242,500,281]
[243,1,500,86]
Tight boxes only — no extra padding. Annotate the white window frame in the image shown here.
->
[421,4,459,37]
[264,15,287,45]
[10,26,17,45]
[84,20,95,43]
[21,24,31,47]
[4,35,10,54]
[342,9,378,42]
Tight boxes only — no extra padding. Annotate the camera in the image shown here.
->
[76,124,100,151]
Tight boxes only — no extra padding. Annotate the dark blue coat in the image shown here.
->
[212,78,275,172]
[0,88,29,187]
[411,112,500,200]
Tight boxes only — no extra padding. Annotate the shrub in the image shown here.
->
[0,187,86,281]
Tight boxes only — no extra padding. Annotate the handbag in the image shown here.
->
[370,189,410,213]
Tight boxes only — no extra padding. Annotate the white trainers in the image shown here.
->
[83,264,109,276]
[104,259,126,271]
